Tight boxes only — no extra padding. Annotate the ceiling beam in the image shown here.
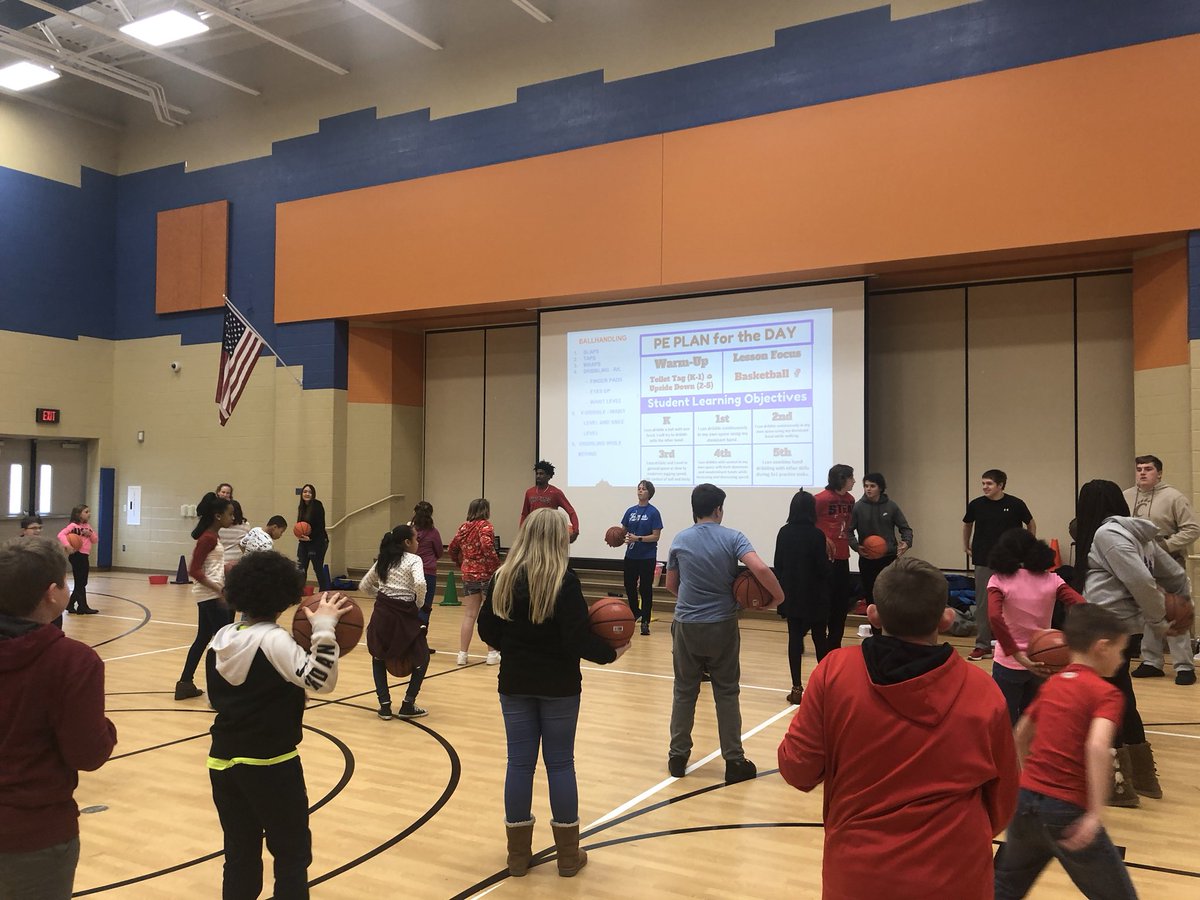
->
[342,0,442,50]
[14,0,260,95]
[186,0,349,76]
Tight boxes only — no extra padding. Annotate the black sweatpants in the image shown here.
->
[210,756,312,900]
[623,557,656,623]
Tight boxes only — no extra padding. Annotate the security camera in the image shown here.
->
[170,361,182,372]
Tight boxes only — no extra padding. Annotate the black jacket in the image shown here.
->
[773,521,831,622]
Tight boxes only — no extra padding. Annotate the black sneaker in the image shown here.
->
[397,702,428,719]
[641,623,651,636]
[174,680,203,701]
[668,755,688,778]
[725,758,757,785]
[377,704,393,720]
[1131,663,1165,678]
[1176,670,1196,686]
[78,608,100,615]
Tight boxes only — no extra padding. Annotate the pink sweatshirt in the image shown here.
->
[57,523,97,556]
[987,569,1084,670]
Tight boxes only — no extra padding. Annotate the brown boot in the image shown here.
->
[550,819,588,877]
[1107,747,1140,808]
[1125,742,1163,799]
[786,685,804,705]
[505,817,535,876]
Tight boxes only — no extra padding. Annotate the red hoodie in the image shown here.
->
[0,616,117,852]
[778,642,1017,900]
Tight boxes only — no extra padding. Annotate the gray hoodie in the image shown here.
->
[849,494,913,556]
[1084,516,1188,635]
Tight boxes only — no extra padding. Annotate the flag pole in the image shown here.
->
[223,295,304,389]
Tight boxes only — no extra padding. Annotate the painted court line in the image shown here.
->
[581,663,789,694]
[102,643,192,663]
[584,703,798,831]
[1146,729,1200,741]
[89,614,196,628]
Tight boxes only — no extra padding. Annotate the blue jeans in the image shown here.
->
[372,657,424,708]
[992,663,1044,726]
[296,539,330,591]
[499,693,581,824]
[994,789,1137,900]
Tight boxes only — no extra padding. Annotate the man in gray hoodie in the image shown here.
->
[1124,455,1199,685]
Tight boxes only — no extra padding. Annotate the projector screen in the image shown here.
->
[538,281,865,565]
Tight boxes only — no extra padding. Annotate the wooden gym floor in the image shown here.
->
[60,572,1199,898]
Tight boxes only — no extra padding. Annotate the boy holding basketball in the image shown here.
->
[993,604,1137,899]
[205,550,351,899]
[666,483,783,785]
[778,556,1018,900]
[0,537,117,898]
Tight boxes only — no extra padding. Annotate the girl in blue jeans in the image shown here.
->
[478,508,630,879]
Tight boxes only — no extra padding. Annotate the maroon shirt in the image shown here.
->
[0,619,117,851]
[814,489,855,560]
[520,485,579,534]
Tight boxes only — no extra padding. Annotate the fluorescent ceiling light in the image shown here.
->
[119,10,210,46]
[0,61,60,91]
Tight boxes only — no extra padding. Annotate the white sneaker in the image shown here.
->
[486,650,501,666]
[456,651,469,666]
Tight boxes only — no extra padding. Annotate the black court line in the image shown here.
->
[1143,722,1200,727]
[80,593,152,650]
[106,690,176,696]
[73,721,354,896]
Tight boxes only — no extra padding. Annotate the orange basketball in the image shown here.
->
[65,532,83,552]
[859,535,888,559]
[291,593,363,656]
[733,569,772,610]
[1165,592,1194,632]
[294,521,311,539]
[604,525,628,548]
[1026,628,1071,673]
[589,597,635,647]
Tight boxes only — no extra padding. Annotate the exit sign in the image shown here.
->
[35,407,61,424]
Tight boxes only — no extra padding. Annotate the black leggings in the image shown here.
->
[623,558,656,623]
[826,560,851,650]
[180,598,235,684]
[1104,642,1145,747]
[297,539,330,591]
[786,617,837,685]
[68,552,90,612]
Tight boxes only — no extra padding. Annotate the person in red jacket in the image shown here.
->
[0,537,117,897]
[520,461,579,543]
[778,555,1018,900]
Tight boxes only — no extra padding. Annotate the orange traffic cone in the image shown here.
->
[1050,539,1063,570]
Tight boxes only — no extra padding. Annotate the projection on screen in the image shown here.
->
[568,310,831,488]
[538,282,865,563]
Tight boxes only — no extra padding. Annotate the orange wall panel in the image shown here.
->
[276,137,663,323]
[1132,247,1188,371]
[156,201,228,314]
[347,326,425,406]
[275,35,1200,321]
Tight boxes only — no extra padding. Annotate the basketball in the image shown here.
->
[66,532,83,552]
[294,521,311,538]
[605,525,627,548]
[1026,628,1071,673]
[859,535,888,559]
[733,569,772,610]
[589,597,635,647]
[291,593,364,656]
[1165,592,1195,632]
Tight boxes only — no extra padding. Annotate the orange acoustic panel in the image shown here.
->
[275,137,663,323]
[275,34,1200,322]
[1132,247,1188,371]
[156,200,228,314]
[661,35,1200,284]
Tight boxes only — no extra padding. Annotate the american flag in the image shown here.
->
[216,303,266,426]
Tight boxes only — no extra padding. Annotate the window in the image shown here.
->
[7,464,20,515]
[38,464,51,515]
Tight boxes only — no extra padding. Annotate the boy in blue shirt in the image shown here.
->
[666,483,783,784]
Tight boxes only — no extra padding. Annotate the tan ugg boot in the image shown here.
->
[550,819,588,877]
[505,817,535,876]
[1107,747,1140,808]
[1125,742,1163,799]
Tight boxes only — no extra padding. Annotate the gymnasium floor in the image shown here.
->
[65,572,1198,898]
